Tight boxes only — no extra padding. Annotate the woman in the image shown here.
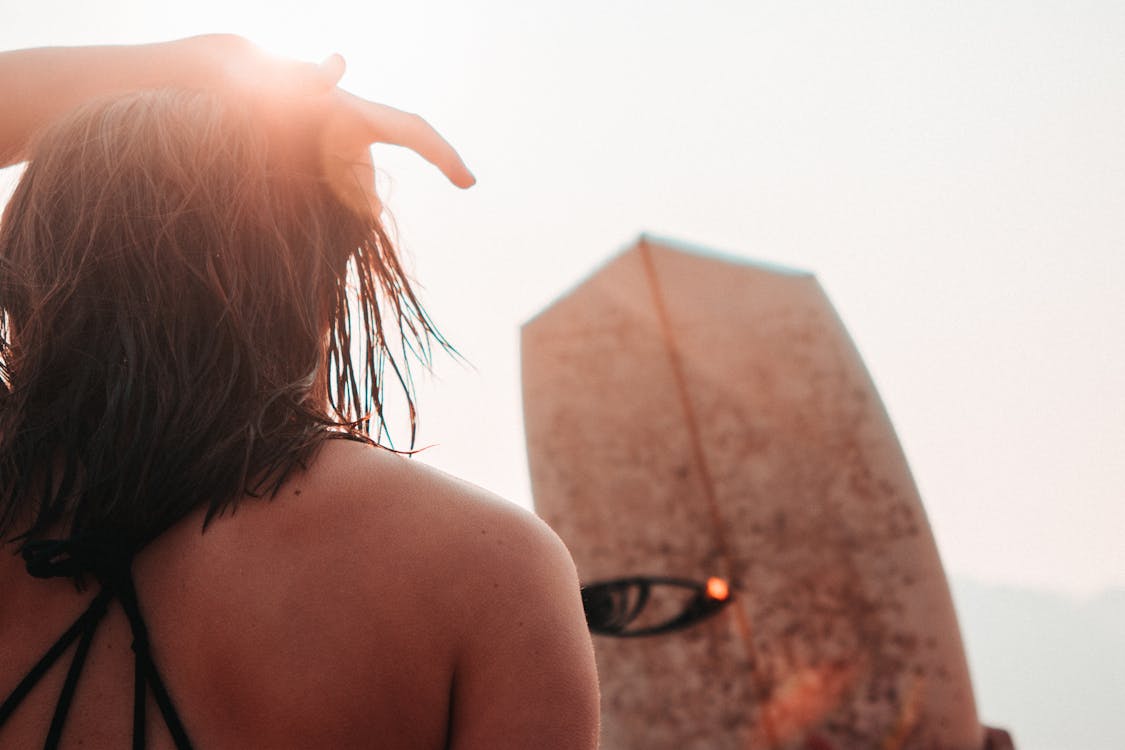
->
[0,35,598,749]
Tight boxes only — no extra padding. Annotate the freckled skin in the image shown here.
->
[0,440,599,749]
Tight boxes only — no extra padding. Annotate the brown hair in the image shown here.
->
[0,88,444,553]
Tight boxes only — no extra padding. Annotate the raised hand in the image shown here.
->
[319,87,475,216]
[202,37,475,214]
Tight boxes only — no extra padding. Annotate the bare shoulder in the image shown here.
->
[284,438,573,579]
[163,437,576,641]
[302,439,591,656]
[142,438,598,748]
[301,439,601,750]
[157,438,573,611]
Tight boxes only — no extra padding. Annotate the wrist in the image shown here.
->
[159,34,253,91]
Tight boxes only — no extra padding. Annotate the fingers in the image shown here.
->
[210,38,474,189]
[316,53,346,90]
[343,93,475,189]
[199,38,474,191]
[273,53,342,97]
[221,42,344,101]
[983,727,1016,750]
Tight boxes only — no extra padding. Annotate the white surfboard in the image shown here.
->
[522,236,984,750]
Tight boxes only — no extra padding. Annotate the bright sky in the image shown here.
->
[2,1,1122,601]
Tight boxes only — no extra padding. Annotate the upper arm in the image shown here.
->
[0,36,243,168]
[447,506,600,750]
[0,43,181,167]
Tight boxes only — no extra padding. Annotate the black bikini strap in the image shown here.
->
[0,588,113,732]
[3,539,195,750]
[44,597,105,750]
[114,568,194,750]
[132,629,146,750]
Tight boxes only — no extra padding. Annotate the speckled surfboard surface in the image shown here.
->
[522,236,983,750]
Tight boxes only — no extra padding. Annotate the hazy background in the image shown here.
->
[2,2,1122,747]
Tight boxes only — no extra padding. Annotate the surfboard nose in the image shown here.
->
[522,236,983,750]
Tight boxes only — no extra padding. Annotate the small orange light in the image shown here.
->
[705,576,730,601]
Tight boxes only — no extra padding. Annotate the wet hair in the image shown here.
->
[0,88,444,553]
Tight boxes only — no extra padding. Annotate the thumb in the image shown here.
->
[277,53,345,97]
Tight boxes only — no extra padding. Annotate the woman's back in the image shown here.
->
[1,439,597,748]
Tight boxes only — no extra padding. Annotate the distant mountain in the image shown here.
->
[950,578,1125,750]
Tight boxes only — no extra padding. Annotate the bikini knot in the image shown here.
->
[22,537,130,581]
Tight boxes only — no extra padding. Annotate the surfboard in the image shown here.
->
[521,236,984,750]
